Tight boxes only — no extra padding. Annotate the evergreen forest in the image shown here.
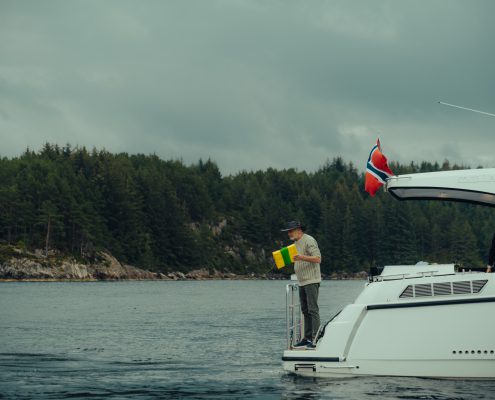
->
[1,144,494,275]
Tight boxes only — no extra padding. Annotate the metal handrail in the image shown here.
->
[286,283,303,349]
[373,270,441,282]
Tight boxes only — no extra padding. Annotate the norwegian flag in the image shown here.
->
[365,139,395,196]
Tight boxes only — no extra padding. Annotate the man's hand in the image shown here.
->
[487,265,492,273]
[293,254,303,262]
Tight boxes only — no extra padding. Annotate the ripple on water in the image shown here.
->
[0,281,494,399]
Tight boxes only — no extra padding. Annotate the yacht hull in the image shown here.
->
[283,267,495,379]
[283,359,495,379]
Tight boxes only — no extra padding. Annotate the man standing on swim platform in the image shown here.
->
[281,221,322,349]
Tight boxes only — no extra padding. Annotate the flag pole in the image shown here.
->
[438,101,495,118]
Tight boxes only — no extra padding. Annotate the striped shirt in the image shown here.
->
[294,233,322,287]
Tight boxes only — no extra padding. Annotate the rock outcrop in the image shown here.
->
[0,250,160,281]
[0,258,57,280]
[186,268,210,280]
[0,246,370,281]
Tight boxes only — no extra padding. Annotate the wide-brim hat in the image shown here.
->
[280,220,306,232]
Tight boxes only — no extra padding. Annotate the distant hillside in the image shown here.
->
[0,143,493,275]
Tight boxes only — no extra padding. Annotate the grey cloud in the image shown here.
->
[1,0,495,174]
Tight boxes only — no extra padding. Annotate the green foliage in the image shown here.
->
[0,145,493,273]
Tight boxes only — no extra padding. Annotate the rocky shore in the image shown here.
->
[0,250,275,281]
[0,247,368,281]
[0,251,154,281]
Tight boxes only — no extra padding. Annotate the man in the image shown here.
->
[487,232,495,273]
[281,220,322,349]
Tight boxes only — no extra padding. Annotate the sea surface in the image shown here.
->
[0,280,494,399]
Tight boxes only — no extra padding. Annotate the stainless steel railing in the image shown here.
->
[286,283,303,349]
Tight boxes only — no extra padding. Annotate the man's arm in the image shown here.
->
[294,254,321,263]
[293,237,321,264]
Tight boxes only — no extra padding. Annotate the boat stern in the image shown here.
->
[282,348,359,377]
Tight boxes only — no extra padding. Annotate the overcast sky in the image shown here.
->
[1,0,494,174]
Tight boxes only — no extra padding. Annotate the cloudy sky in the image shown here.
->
[1,0,494,174]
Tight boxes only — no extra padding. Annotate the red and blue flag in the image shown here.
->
[365,139,394,196]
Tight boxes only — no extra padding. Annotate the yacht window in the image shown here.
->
[389,187,495,207]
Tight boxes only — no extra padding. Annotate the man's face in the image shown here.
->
[288,228,302,241]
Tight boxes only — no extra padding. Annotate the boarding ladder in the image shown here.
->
[286,283,303,349]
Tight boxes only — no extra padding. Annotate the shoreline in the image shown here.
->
[0,276,368,282]
[0,247,369,282]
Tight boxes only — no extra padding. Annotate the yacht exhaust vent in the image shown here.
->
[453,281,471,294]
[400,280,487,299]
[433,282,452,295]
[414,283,432,297]
[400,286,414,298]
[472,280,488,292]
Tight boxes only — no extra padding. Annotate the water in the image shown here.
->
[0,280,494,399]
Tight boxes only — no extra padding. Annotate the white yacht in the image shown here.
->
[283,168,495,378]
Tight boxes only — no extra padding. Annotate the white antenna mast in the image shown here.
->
[438,101,495,118]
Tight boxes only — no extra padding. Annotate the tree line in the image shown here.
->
[0,143,494,274]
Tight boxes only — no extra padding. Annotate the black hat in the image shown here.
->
[280,220,305,232]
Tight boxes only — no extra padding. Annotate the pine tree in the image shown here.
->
[1,145,494,274]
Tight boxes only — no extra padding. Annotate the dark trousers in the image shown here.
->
[299,283,320,341]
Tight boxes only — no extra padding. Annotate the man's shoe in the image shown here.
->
[292,339,310,348]
[306,341,316,349]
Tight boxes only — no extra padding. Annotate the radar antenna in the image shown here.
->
[438,101,495,117]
